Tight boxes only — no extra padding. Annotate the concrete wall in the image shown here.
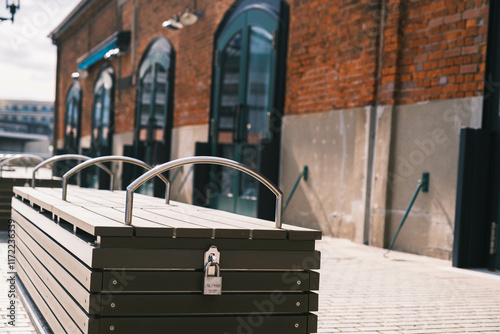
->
[280,107,370,243]
[280,97,482,260]
[383,97,482,259]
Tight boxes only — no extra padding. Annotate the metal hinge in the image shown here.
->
[272,30,277,50]
[491,222,497,255]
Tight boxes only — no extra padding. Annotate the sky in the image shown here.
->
[0,0,81,102]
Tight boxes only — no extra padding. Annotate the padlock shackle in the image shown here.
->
[204,261,220,277]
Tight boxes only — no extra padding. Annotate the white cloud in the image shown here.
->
[0,0,81,102]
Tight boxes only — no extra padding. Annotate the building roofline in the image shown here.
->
[0,99,54,105]
[48,0,94,44]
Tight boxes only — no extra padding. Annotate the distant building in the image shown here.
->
[0,100,53,158]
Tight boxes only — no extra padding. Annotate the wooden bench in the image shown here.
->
[13,157,321,334]
[0,167,59,230]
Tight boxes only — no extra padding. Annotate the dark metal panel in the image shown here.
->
[98,236,315,250]
[99,315,311,334]
[288,229,323,241]
[308,313,318,333]
[309,271,320,291]
[102,271,318,293]
[101,293,314,315]
[308,292,319,312]
[92,249,321,270]
[453,128,491,268]
[192,142,211,207]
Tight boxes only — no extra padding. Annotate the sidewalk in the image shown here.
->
[1,233,500,333]
[316,237,500,334]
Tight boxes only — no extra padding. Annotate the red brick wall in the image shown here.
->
[54,0,490,141]
[286,0,380,114]
[55,1,119,143]
[286,0,489,114]
[379,0,488,105]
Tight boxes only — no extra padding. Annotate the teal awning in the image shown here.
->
[77,31,130,71]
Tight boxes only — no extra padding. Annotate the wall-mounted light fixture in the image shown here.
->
[104,47,120,59]
[162,0,201,30]
[162,15,184,30]
[0,0,20,23]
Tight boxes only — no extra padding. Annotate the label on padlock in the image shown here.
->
[204,276,222,295]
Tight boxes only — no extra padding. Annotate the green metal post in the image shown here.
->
[384,173,429,257]
[284,166,308,211]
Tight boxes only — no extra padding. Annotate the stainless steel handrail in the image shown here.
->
[31,154,114,188]
[125,156,283,228]
[0,154,45,177]
[62,155,171,201]
[0,154,44,168]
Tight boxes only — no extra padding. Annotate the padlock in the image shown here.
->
[203,261,222,295]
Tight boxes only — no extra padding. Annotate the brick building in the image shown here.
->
[49,0,499,268]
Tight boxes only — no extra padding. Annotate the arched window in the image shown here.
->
[64,81,82,154]
[87,65,114,189]
[130,37,175,196]
[203,0,289,219]
[91,65,114,157]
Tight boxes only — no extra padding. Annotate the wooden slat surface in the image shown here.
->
[14,187,133,237]
[13,186,321,240]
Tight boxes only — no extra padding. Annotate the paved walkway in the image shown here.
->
[1,233,500,333]
[316,238,500,334]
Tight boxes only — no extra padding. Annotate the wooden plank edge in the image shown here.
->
[17,248,87,334]
[15,274,53,334]
[12,206,99,291]
[16,261,69,334]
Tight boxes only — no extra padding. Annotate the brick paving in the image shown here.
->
[1,232,500,333]
[316,237,500,334]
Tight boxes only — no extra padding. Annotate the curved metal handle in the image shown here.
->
[0,154,44,169]
[62,155,171,201]
[0,154,45,177]
[125,156,283,228]
[31,154,114,188]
